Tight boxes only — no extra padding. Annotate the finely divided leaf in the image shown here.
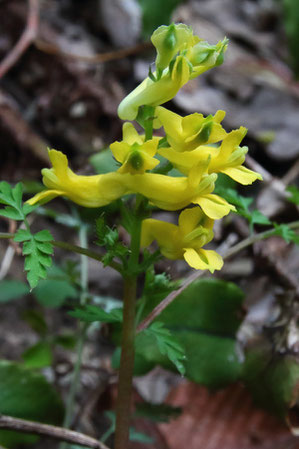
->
[69,305,123,323]
[138,322,186,375]
[272,224,299,245]
[0,182,35,220]
[15,231,54,289]
[216,187,271,228]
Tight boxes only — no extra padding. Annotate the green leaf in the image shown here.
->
[14,229,32,242]
[33,268,77,308]
[286,185,299,205]
[0,182,27,221]
[54,334,77,350]
[215,187,270,228]
[242,345,299,418]
[0,280,29,303]
[0,360,64,447]
[22,309,48,336]
[22,342,53,369]
[11,183,23,207]
[20,232,54,289]
[137,322,186,375]
[34,229,53,242]
[272,223,299,245]
[250,210,271,227]
[135,279,245,387]
[89,149,119,174]
[23,203,37,216]
[69,305,123,323]
[134,402,181,423]
[137,0,183,37]
[0,207,24,220]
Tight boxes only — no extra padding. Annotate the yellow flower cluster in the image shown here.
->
[118,24,228,121]
[28,23,262,273]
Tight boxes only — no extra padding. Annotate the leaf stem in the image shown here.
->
[114,200,143,449]
[0,232,122,272]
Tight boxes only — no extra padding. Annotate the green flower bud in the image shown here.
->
[151,23,193,74]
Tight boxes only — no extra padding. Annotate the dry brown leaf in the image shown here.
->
[159,382,299,449]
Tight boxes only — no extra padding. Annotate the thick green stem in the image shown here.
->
[114,202,142,449]
[144,106,155,141]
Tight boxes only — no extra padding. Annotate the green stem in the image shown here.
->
[114,202,142,449]
[223,220,299,258]
[144,106,155,141]
[60,226,89,449]
[53,240,122,272]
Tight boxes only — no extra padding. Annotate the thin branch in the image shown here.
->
[34,38,152,64]
[52,240,121,272]
[0,0,39,79]
[0,414,109,449]
[136,220,299,333]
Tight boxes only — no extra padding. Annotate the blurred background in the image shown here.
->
[0,1,299,448]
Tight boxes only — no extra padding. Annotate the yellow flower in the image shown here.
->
[110,122,160,174]
[156,106,227,151]
[208,127,263,184]
[117,24,228,121]
[130,162,236,219]
[141,207,223,272]
[151,23,194,75]
[158,126,262,185]
[118,55,190,121]
[27,149,132,207]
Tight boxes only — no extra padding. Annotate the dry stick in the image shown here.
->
[136,220,299,333]
[0,0,39,79]
[0,414,109,449]
[34,39,152,63]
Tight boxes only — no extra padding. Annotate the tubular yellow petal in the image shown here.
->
[183,248,223,272]
[221,166,263,185]
[122,122,143,145]
[26,189,65,206]
[199,249,223,272]
[220,127,247,160]
[110,141,130,163]
[183,247,210,270]
[48,149,68,176]
[195,194,236,219]
[142,139,159,157]
[29,149,134,208]
[118,57,190,121]
[178,207,204,235]
[141,218,181,259]
[155,107,183,140]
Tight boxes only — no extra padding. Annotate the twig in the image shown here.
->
[0,414,109,449]
[136,220,299,333]
[246,155,286,192]
[0,0,39,79]
[282,158,299,186]
[34,39,152,64]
